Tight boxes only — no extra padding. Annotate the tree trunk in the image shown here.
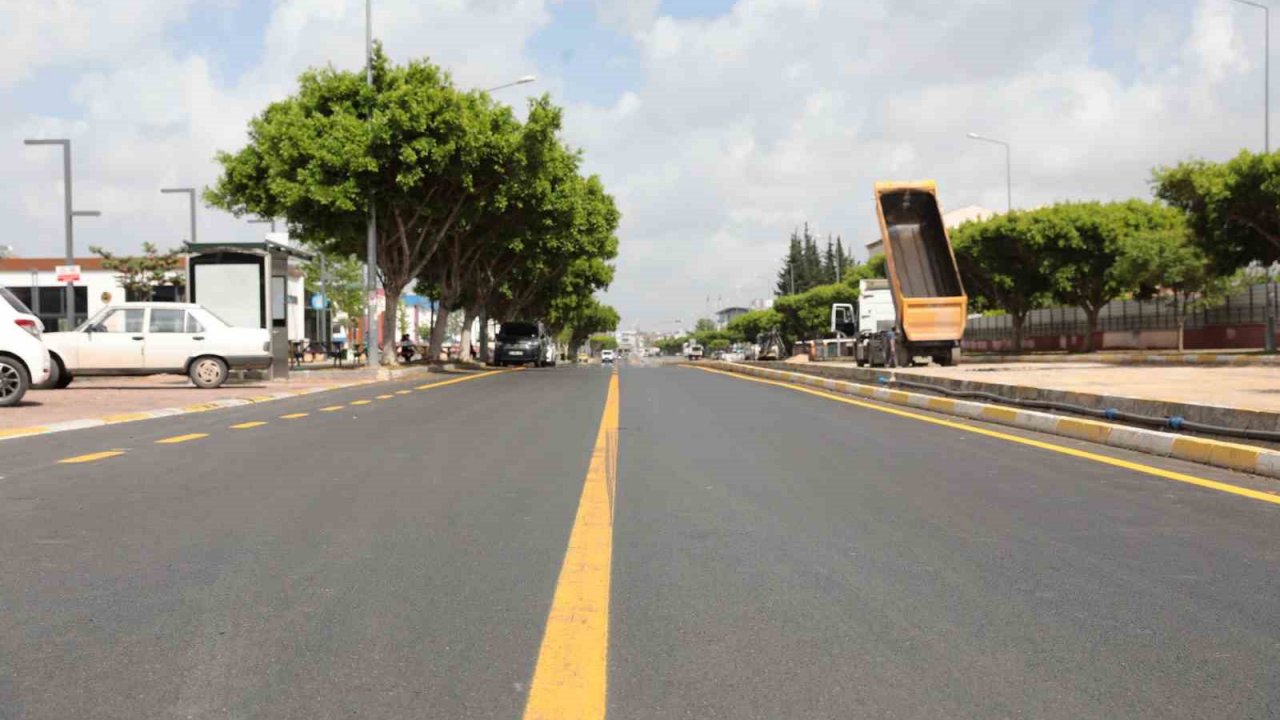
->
[458,306,478,362]
[1177,316,1186,352]
[478,308,490,364]
[1011,312,1026,354]
[1083,306,1100,352]
[379,282,404,365]
[429,307,450,361]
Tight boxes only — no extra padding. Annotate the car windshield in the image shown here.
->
[498,322,538,339]
[0,286,32,315]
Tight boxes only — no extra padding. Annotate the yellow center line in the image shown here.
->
[279,413,309,419]
[319,405,345,412]
[155,433,209,444]
[230,421,268,430]
[523,372,619,720]
[691,365,1280,507]
[414,368,509,391]
[59,450,126,464]
[376,394,394,400]
[350,400,372,406]
[395,390,412,395]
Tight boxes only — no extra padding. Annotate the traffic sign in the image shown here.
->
[311,293,326,310]
[55,265,81,283]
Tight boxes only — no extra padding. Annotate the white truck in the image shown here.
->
[829,279,899,367]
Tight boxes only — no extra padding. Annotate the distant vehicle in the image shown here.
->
[494,321,552,367]
[577,350,589,363]
[601,349,615,364]
[0,286,52,406]
[541,338,558,368]
[832,279,898,367]
[42,302,272,389]
[686,344,704,361]
[873,180,967,366]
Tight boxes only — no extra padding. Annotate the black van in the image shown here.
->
[494,321,549,367]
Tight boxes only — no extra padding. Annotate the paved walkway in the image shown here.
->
[876,362,1280,413]
[1,374,375,431]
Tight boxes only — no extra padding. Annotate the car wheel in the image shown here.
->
[51,356,74,389]
[0,356,30,407]
[189,356,229,389]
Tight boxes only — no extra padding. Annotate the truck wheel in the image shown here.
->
[894,343,913,368]
[0,357,30,407]
[189,356,229,389]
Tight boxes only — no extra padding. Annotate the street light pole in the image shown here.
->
[966,132,1012,213]
[365,0,380,368]
[1232,0,1271,153]
[161,187,197,301]
[24,138,101,329]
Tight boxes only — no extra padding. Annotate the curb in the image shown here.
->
[0,367,439,443]
[962,352,1280,367]
[704,361,1280,481]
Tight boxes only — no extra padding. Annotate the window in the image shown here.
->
[184,312,204,333]
[149,308,186,333]
[97,308,145,333]
[0,287,31,314]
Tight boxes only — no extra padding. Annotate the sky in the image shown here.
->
[0,0,1273,330]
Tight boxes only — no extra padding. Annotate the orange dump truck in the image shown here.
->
[873,181,968,366]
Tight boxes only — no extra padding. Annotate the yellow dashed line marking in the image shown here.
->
[279,413,309,419]
[376,394,394,400]
[395,390,412,395]
[230,421,268,430]
[59,450,126,464]
[350,400,372,406]
[155,433,209,444]
[319,405,345,412]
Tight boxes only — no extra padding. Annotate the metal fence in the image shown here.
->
[963,283,1276,340]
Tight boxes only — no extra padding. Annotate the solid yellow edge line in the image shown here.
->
[155,433,209,444]
[523,372,619,720]
[414,368,509,391]
[58,450,126,464]
[692,365,1280,506]
[0,426,51,439]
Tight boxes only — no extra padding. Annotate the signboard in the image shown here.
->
[310,293,326,310]
[55,265,81,283]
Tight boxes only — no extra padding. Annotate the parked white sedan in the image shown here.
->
[42,302,272,389]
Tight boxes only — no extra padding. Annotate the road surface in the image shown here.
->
[1,361,1277,718]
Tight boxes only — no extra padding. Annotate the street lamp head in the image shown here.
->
[966,132,982,139]
[516,75,537,85]
[160,187,194,194]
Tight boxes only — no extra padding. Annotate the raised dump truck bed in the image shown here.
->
[873,180,968,365]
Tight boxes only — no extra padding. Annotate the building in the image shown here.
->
[615,329,639,352]
[0,257,180,331]
[865,204,995,257]
[714,306,751,329]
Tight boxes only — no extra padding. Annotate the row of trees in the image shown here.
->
[955,148,1280,352]
[206,45,619,362]
[774,224,855,296]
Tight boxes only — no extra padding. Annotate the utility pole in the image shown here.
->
[1232,0,1271,153]
[23,138,101,330]
[161,187,197,301]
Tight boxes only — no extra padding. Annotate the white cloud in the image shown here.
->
[0,0,1275,329]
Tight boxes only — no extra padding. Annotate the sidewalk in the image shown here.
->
[766,359,1280,436]
[961,349,1280,366]
[0,366,436,438]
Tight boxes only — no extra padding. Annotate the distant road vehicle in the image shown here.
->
[601,349,615,364]
[686,343,704,361]
[494,321,552,367]
[42,302,271,389]
[0,286,52,406]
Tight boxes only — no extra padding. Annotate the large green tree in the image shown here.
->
[207,46,531,362]
[1037,200,1188,351]
[1153,149,1280,273]
[951,212,1051,352]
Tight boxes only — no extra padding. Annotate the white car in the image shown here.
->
[0,286,52,406]
[600,349,615,364]
[43,302,272,389]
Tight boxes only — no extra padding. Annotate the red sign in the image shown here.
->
[55,265,81,283]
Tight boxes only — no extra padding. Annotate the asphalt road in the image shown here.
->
[2,360,1278,718]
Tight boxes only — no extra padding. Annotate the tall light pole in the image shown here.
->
[966,132,1012,213]
[23,138,101,330]
[364,0,380,367]
[484,75,536,93]
[161,187,197,302]
[475,74,538,365]
[248,217,277,232]
[1232,0,1271,153]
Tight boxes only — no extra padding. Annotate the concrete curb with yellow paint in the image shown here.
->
[703,361,1280,481]
[0,367,443,443]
